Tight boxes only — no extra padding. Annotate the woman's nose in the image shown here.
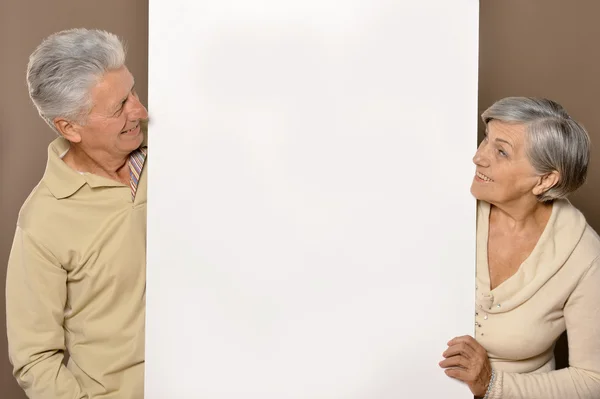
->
[473,149,489,167]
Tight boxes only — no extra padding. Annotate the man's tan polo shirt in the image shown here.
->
[6,137,147,399]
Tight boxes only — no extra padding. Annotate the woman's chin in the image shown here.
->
[470,185,490,202]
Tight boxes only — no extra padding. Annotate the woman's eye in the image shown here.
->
[498,149,507,157]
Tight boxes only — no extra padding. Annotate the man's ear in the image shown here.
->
[54,118,82,143]
[532,171,560,196]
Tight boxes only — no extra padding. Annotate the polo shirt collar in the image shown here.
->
[42,137,129,199]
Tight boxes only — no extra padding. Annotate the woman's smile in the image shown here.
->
[475,171,494,182]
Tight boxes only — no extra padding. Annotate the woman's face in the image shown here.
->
[470,120,542,205]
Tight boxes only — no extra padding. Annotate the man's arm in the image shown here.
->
[6,226,88,399]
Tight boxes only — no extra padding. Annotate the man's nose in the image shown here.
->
[128,96,149,121]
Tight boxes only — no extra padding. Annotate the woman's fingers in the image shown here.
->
[444,367,470,382]
[448,335,487,356]
[439,354,469,369]
[442,341,476,359]
[441,335,493,398]
[440,336,486,373]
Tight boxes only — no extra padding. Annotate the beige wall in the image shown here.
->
[0,1,148,397]
[1,1,598,397]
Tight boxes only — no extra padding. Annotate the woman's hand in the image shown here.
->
[439,335,492,397]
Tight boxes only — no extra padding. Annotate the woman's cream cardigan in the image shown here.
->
[476,199,600,398]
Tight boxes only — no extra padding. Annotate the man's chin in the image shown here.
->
[120,135,145,153]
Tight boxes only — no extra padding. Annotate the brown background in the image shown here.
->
[0,1,597,397]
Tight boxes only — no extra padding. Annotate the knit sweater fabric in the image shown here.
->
[475,199,600,398]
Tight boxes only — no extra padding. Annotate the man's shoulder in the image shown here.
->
[16,179,62,233]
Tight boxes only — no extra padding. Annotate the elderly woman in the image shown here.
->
[439,97,600,398]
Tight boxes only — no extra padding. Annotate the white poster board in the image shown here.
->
[146,1,479,398]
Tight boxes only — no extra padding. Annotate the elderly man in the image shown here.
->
[6,28,148,399]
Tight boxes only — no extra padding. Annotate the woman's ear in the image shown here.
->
[532,171,560,196]
[54,117,82,143]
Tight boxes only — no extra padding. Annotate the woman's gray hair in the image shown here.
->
[26,28,127,132]
[482,97,590,202]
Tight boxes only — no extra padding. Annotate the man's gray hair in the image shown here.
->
[482,97,590,202]
[26,28,127,131]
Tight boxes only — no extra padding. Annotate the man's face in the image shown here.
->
[66,66,148,158]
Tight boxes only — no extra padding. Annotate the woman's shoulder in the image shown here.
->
[561,199,600,264]
[576,223,600,260]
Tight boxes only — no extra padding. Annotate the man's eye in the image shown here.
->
[498,149,507,157]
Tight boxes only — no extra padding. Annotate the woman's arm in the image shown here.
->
[486,257,600,399]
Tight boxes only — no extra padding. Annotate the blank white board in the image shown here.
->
[146,1,479,398]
